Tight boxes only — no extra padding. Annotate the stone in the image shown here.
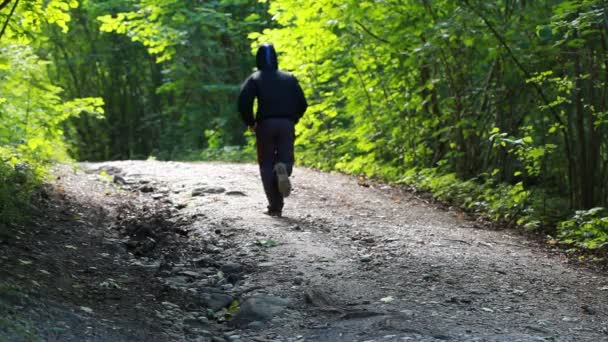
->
[113,175,127,185]
[231,296,290,327]
[140,185,155,193]
[97,165,123,175]
[162,301,180,309]
[165,276,191,288]
[193,257,215,268]
[179,271,202,278]
[192,186,226,196]
[199,290,233,311]
[184,316,209,329]
[247,321,265,330]
[225,191,247,196]
[360,255,372,262]
[221,262,243,275]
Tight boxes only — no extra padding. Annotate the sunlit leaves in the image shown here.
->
[62,97,105,120]
[0,43,103,162]
[45,0,79,33]
[0,37,99,223]
[76,0,270,159]
[251,0,608,234]
[97,4,186,62]
[559,207,608,249]
[1,0,78,43]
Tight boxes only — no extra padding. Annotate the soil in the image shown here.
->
[2,160,608,342]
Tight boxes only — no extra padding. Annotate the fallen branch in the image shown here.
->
[443,238,472,245]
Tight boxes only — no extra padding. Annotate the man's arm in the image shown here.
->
[293,77,308,124]
[238,76,256,127]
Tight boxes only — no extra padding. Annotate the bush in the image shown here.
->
[558,208,608,250]
[0,159,40,227]
[198,145,256,163]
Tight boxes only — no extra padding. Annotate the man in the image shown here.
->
[238,43,308,217]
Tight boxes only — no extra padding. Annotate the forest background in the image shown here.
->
[1,0,608,253]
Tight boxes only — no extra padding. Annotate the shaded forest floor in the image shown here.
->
[2,161,608,341]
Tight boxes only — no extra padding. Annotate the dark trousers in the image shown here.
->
[256,118,295,211]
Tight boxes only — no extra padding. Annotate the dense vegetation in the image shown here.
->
[1,0,608,250]
[253,0,608,250]
[0,0,103,225]
[49,0,269,160]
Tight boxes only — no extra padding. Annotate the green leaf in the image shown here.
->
[255,239,279,248]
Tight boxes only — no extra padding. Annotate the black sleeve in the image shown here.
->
[293,76,308,124]
[238,76,256,127]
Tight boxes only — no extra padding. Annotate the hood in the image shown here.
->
[256,43,278,71]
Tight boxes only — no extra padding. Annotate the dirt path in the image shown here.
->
[3,160,608,341]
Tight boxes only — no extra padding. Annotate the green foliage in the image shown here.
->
[97,0,185,62]
[400,168,536,228]
[558,208,608,250]
[0,160,39,226]
[45,0,270,161]
[169,133,256,162]
[255,239,279,248]
[3,0,608,244]
[0,0,104,224]
[0,0,78,43]
[251,0,608,234]
[489,127,557,178]
[183,145,255,163]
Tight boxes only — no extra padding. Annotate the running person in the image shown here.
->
[238,43,308,217]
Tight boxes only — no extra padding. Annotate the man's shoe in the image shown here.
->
[263,208,282,217]
[274,162,291,197]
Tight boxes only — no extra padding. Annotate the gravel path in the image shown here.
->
[80,160,608,342]
[3,160,606,341]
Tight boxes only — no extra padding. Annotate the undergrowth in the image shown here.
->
[295,147,606,254]
[0,158,44,227]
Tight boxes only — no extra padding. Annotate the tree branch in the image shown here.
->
[0,0,11,12]
[460,0,565,127]
[0,0,18,42]
[354,20,391,45]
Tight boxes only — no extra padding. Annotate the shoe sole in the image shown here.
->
[264,210,282,217]
[274,163,291,198]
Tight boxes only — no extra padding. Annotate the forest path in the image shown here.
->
[85,161,608,341]
[3,161,607,341]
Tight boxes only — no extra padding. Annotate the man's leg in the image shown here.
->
[273,119,295,198]
[256,121,283,214]
[276,120,295,175]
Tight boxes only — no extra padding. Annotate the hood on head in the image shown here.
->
[256,43,278,71]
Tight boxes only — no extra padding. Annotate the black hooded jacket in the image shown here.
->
[238,44,308,127]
